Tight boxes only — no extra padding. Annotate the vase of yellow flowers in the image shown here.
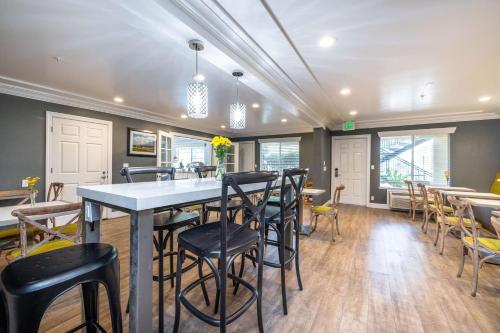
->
[25,176,40,207]
[210,136,232,181]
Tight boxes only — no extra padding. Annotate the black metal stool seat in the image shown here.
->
[153,210,199,230]
[0,243,122,333]
[178,222,259,258]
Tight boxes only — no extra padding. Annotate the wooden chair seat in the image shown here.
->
[6,239,75,260]
[311,205,337,215]
[430,204,453,213]
[464,237,500,251]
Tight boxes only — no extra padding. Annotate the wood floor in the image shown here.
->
[2,205,500,333]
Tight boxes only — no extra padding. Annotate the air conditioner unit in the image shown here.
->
[387,189,422,211]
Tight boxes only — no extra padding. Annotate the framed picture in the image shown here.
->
[127,128,157,157]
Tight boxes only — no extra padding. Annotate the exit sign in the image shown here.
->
[342,120,356,131]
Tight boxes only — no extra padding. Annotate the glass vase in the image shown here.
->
[216,158,226,181]
[29,190,38,207]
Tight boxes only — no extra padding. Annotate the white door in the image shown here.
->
[332,138,368,205]
[48,113,112,204]
[157,130,174,168]
[238,141,255,171]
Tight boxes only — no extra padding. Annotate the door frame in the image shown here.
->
[331,134,371,206]
[45,111,113,200]
[237,140,256,171]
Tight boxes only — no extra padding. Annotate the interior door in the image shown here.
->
[333,138,367,205]
[50,114,110,204]
[238,141,255,171]
[157,130,173,168]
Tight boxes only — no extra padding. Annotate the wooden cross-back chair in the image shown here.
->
[432,192,479,255]
[47,182,64,201]
[404,180,422,221]
[0,189,30,205]
[310,184,345,241]
[449,197,500,296]
[417,183,434,233]
[7,203,82,262]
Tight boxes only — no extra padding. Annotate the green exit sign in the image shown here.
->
[342,120,356,131]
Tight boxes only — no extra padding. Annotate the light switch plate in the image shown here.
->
[123,163,129,168]
[370,165,375,170]
[371,195,374,201]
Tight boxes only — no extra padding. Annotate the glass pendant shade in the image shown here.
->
[230,102,246,129]
[187,81,208,118]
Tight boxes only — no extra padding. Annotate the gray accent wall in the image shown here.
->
[0,93,212,200]
[331,119,500,204]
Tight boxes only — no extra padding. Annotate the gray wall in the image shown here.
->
[331,119,500,204]
[0,93,212,200]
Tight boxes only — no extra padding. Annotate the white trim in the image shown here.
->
[0,76,224,136]
[333,110,499,130]
[367,203,389,210]
[331,134,371,207]
[378,127,456,137]
[46,111,113,217]
[169,131,211,142]
[258,136,301,143]
[230,126,313,137]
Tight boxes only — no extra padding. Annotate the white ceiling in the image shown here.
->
[0,0,499,135]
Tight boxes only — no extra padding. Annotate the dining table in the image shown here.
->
[300,188,325,235]
[427,186,475,192]
[492,211,500,218]
[466,198,500,209]
[0,200,68,230]
[442,191,500,200]
[77,177,291,333]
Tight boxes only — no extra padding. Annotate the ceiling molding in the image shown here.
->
[333,110,500,130]
[159,0,330,128]
[229,125,313,138]
[0,75,226,136]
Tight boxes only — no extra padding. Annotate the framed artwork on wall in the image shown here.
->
[127,128,157,157]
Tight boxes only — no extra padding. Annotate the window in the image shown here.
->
[259,138,300,173]
[172,136,211,168]
[379,129,453,188]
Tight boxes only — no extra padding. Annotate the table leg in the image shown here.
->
[297,195,315,235]
[129,209,154,333]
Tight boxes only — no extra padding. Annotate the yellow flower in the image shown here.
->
[211,136,232,148]
[25,176,40,190]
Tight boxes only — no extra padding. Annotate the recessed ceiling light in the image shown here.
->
[319,36,336,48]
[181,114,188,119]
[281,118,287,123]
[478,95,491,102]
[220,125,226,129]
[340,88,351,96]
[113,96,123,103]
[349,110,358,116]
[252,103,260,108]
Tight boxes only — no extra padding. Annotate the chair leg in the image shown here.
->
[219,256,227,333]
[4,291,48,333]
[278,227,288,315]
[157,229,165,333]
[198,258,210,306]
[233,253,246,295]
[330,215,336,242]
[173,247,185,333]
[336,213,340,235]
[81,282,99,333]
[457,246,467,278]
[256,244,264,333]
[102,260,123,333]
[294,220,303,291]
[440,225,448,255]
[433,222,440,246]
[214,259,221,314]
[408,202,412,218]
[471,249,480,297]
[412,203,416,221]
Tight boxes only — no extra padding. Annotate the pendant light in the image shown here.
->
[186,39,208,119]
[229,71,246,129]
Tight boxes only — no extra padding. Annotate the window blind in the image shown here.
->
[260,140,300,173]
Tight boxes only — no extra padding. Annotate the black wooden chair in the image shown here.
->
[173,171,278,333]
[119,166,209,332]
[246,168,307,315]
[0,243,122,333]
[195,166,244,224]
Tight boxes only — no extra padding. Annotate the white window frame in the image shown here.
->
[258,137,301,173]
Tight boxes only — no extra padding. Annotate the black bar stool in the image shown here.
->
[0,243,122,333]
[173,171,278,333]
[119,167,209,333]
[195,166,243,224]
[240,168,308,315]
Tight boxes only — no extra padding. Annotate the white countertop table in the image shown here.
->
[466,198,500,209]
[427,186,475,192]
[0,200,68,230]
[442,191,500,200]
[492,211,500,218]
[77,177,284,333]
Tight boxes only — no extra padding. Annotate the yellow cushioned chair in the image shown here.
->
[310,185,345,241]
[6,239,75,261]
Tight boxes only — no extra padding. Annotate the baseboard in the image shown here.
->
[367,203,389,209]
